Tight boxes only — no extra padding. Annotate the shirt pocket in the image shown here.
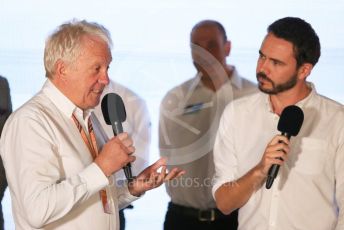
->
[292,138,328,175]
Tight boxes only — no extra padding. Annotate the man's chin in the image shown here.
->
[94,98,101,107]
[258,85,277,95]
[89,95,102,108]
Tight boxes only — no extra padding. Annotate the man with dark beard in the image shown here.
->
[212,17,344,229]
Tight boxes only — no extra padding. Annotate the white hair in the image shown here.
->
[44,19,113,78]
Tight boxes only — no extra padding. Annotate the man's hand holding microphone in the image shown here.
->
[95,93,185,196]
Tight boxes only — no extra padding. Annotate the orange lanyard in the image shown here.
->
[72,113,98,159]
[72,113,111,213]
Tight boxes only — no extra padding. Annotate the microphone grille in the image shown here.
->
[101,93,127,125]
[277,105,304,136]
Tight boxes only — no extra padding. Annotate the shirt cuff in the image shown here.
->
[79,162,109,195]
[117,180,141,210]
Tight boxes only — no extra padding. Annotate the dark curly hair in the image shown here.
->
[268,17,321,68]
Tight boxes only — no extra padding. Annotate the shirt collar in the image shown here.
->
[196,67,243,90]
[263,82,317,113]
[42,79,93,121]
[295,82,316,108]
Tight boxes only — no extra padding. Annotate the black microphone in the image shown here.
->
[265,105,304,189]
[101,93,134,181]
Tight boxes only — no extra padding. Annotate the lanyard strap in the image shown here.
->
[71,113,98,159]
[72,113,112,213]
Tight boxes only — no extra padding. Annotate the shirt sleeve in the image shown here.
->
[212,103,239,199]
[115,180,140,210]
[1,115,109,228]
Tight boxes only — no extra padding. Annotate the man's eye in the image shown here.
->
[272,60,280,65]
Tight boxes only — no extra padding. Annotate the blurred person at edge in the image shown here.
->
[159,20,257,230]
[213,17,344,230]
[0,19,184,230]
[0,75,12,230]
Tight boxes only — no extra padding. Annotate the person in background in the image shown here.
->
[0,75,12,230]
[94,80,151,230]
[213,17,344,229]
[0,19,183,230]
[159,20,257,230]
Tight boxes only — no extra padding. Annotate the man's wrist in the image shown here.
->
[94,158,110,177]
[250,166,267,190]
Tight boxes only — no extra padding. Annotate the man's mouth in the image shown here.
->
[257,74,271,84]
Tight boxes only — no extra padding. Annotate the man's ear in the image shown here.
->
[54,59,68,82]
[298,63,313,80]
[224,40,231,57]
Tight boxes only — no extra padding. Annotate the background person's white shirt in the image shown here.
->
[159,69,257,209]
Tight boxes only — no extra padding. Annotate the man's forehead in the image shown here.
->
[191,28,221,43]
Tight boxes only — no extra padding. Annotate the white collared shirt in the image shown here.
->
[159,68,257,209]
[212,83,344,230]
[0,79,138,230]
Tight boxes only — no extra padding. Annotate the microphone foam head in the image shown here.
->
[101,93,127,124]
[277,105,304,136]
